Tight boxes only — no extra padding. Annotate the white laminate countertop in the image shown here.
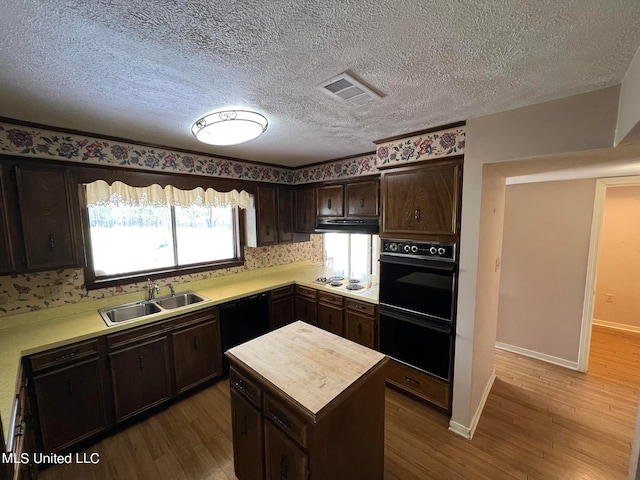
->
[0,261,379,443]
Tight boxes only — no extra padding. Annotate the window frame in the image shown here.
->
[75,166,254,290]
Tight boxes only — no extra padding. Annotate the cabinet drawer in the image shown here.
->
[386,360,450,410]
[344,298,376,316]
[107,319,173,349]
[172,307,217,330]
[317,291,343,307]
[264,393,308,448]
[230,366,262,408]
[295,285,316,299]
[30,339,99,372]
[271,285,294,300]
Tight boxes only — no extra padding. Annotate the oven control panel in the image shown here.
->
[381,239,455,261]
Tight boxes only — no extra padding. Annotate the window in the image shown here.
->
[323,232,379,279]
[84,180,248,285]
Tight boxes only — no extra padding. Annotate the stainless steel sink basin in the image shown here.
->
[154,292,206,310]
[101,302,162,324]
[99,291,210,326]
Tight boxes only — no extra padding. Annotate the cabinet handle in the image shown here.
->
[193,336,198,350]
[233,379,252,395]
[54,350,79,362]
[280,454,289,480]
[357,323,363,336]
[241,415,248,436]
[327,198,332,210]
[49,234,56,252]
[266,225,271,236]
[271,408,293,429]
[360,196,365,208]
[67,378,73,396]
[405,376,420,386]
[303,212,306,225]
[415,207,421,222]
[139,355,144,369]
[15,421,25,438]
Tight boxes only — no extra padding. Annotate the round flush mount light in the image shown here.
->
[191,110,268,146]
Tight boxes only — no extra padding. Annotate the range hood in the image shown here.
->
[315,218,379,234]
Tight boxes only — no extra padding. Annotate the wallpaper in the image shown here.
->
[0,120,465,317]
[0,235,324,318]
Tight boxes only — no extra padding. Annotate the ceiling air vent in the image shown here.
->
[317,72,382,106]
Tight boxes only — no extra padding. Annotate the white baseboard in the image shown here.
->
[448,369,496,440]
[495,342,579,370]
[593,318,640,334]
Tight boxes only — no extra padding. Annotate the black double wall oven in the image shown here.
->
[378,239,457,383]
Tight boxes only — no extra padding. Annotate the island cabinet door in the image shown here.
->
[231,390,264,480]
[264,421,308,480]
[109,336,172,423]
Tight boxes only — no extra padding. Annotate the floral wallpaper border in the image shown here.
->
[1,121,465,184]
[375,126,466,166]
[0,236,324,317]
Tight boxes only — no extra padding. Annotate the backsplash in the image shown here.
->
[0,235,323,318]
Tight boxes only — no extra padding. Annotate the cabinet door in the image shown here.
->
[257,186,278,246]
[109,336,171,422]
[14,165,80,270]
[316,185,343,217]
[270,295,295,330]
[265,421,308,480]
[231,390,264,480]
[317,303,343,336]
[345,311,376,349]
[172,320,222,394]
[33,357,107,453]
[0,165,14,273]
[346,180,379,217]
[295,296,316,326]
[381,159,461,240]
[277,188,294,243]
[294,186,315,233]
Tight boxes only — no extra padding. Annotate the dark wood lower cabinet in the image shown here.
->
[265,421,308,480]
[270,286,296,330]
[32,357,108,453]
[173,319,222,394]
[109,336,172,423]
[230,390,264,480]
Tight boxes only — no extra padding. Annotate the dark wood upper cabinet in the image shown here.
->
[277,187,294,243]
[346,180,379,217]
[255,185,296,246]
[256,185,278,246]
[0,165,15,273]
[294,186,315,233]
[316,184,344,217]
[381,157,462,241]
[14,164,81,271]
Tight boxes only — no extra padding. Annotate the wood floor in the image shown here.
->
[39,325,640,479]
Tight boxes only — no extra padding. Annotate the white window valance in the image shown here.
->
[85,180,251,210]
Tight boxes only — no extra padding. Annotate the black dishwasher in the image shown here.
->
[219,292,270,375]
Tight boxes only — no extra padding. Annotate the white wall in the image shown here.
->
[452,86,619,434]
[496,179,596,364]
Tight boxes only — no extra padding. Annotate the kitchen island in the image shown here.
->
[226,321,388,480]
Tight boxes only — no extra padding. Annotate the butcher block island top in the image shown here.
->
[225,320,387,422]
[226,321,388,480]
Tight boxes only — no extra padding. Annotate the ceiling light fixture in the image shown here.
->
[192,110,268,146]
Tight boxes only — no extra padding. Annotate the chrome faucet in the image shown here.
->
[169,284,176,297]
[147,279,160,300]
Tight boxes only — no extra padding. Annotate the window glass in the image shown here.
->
[323,233,379,279]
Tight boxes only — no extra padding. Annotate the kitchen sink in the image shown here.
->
[154,292,207,310]
[101,302,162,324]
[98,291,210,326]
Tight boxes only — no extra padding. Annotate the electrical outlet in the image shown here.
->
[43,284,64,300]
[605,293,614,303]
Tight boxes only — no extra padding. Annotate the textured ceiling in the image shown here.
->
[1,0,639,167]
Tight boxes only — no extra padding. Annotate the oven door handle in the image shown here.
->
[379,255,456,271]
[379,306,453,334]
